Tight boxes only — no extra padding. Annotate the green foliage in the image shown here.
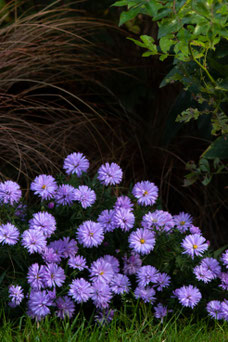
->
[112,0,228,185]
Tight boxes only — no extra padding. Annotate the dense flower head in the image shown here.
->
[21,229,46,254]
[69,278,92,303]
[221,300,228,321]
[0,223,20,245]
[141,210,174,233]
[114,196,134,211]
[189,225,201,235]
[68,255,87,271]
[43,263,66,288]
[129,228,156,255]
[61,237,78,258]
[91,280,112,309]
[44,244,63,263]
[0,180,22,205]
[30,175,57,200]
[90,258,114,284]
[97,162,123,186]
[74,185,96,209]
[55,296,75,319]
[55,184,76,206]
[28,290,53,319]
[110,274,130,294]
[155,272,171,291]
[221,250,228,269]
[154,303,168,321]
[76,221,104,248]
[134,286,156,304]
[114,208,135,232]
[123,254,142,275]
[132,181,158,206]
[136,265,159,287]
[15,203,27,220]
[103,255,120,273]
[9,285,24,307]
[181,234,208,259]
[174,285,202,308]
[219,272,228,290]
[63,152,89,176]
[207,300,223,320]
[173,212,193,233]
[27,263,46,290]
[29,211,56,238]
[97,209,116,233]
[193,265,214,283]
[200,258,221,278]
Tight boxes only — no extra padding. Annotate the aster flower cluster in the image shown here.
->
[0,152,227,324]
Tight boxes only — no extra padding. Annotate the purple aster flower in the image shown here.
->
[189,224,201,235]
[29,211,56,238]
[27,263,46,290]
[0,223,19,245]
[123,254,142,275]
[154,303,168,322]
[114,196,133,211]
[63,152,89,176]
[110,274,130,294]
[48,202,55,209]
[175,285,202,308]
[74,185,96,209]
[219,272,228,290]
[129,228,156,255]
[193,265,214,283]
[221,250,228,269]
[48,240,65,260]
[9,285,24,306]
[200,258,221,278]
[173,212,193,233]
[132,181,158,206]
[221,300,228,321]
[134,286,156,304]
[15,203,27,220]
[114,208,135,232]
[43,263,66,288]
[28,290,53,319]
[47,288,56,301]
[55,296,75,319]
[155,272,171,291]
[76,220,104,248]
[207,300,223,320]
[0,180,22,205]
[103,255,120,273]
[55,184,76,206]
[22,229,46,254]
[98,209,116,233]
[61,237,78,258]
[68,278,92,303]
[68,255,87,271]
[97,162,123,186]
[181,234,208,259]
[91,280,112,309]
[95,309,115,325]
[30,175,57,200]
[141,210,174,233]
[90,258,114,284]
[41,247,62,264]
[136,265,159,287]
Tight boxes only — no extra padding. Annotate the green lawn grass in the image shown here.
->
[1,308,227,342]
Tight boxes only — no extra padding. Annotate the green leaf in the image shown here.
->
[202,134,228,159]
[158,19,182,39]
[140,35,155,47]
[142,51,154,57]
[111,1,129,6]
[144,1,163,17]
[119,7,141,26]
[127,37,147,48]
[202,174,212,186]
[159,36,174,53]
[213,244,228,259]
[199,158,210,172]
[159,53,169,61]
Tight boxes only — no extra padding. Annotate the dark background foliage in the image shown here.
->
[0,0,227,247]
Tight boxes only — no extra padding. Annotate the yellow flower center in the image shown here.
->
[143,191,148,196]
[89,232,94,237]
[193,244,198,249]
[180,221,185,225]
[99,271,104,275]
[42,185,46,189]
[140,239,145,244]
